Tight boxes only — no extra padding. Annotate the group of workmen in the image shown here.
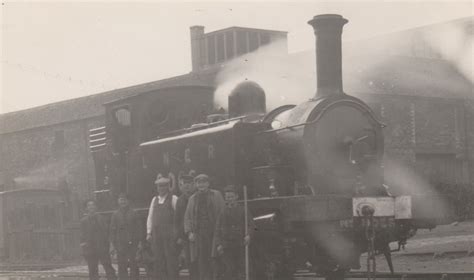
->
[80,172,255,280]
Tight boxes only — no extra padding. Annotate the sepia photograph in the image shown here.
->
[1,1,473,279]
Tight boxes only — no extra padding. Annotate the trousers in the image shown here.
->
[85,251,117,280]
[117,244,139,280]
[179,240,198,280]
[152,232,179,280]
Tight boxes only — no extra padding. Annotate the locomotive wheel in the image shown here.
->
[254,260,294,280]
[253,254,296,280]
[324,269,346,280]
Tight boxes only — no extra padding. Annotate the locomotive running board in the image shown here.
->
[249,194,455,225]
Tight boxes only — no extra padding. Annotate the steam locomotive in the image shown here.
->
[91,14,452,279]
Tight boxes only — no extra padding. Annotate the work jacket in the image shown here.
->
[80,213,110,256]
[110,206,142,251]
[184,189,225,261]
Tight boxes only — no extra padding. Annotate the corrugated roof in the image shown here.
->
[344,55,474,98]
[205,26,288,36]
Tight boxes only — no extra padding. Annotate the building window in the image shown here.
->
[225,31,235,59]
[208,35,216,65]
[217,33,225,62]
[260,33,270,46]
[114,107,131,127]
[249,32,259,52]
[236,31,247,55]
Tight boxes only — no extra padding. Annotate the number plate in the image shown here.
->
[353,197,394,217]
[352,196,412,219]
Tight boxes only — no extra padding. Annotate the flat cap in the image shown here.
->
[180,174,194,183]
[118,193,129,199]
[223,185,236,193]
[194,174,209,182]
[155,175,171,185]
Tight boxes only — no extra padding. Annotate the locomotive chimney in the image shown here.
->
[308,14,348,98]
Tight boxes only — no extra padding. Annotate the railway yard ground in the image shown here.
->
[1,220,474,279]
[356,219,474,273]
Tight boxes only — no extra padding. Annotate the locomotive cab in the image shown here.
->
[90,86,214,210]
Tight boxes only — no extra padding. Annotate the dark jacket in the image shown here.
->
[174,193,191,240]
[110,206,142,251]
[184,189,225,261]
[214,203,255,249]
[80,213,110,256]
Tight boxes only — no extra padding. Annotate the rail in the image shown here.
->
[294,270,474,279]
[2,270,473,280]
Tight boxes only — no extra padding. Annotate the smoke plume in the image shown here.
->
[214,18,473,113]
[423,19,473,83]
[214,39,316,111]
[383,158,451,218]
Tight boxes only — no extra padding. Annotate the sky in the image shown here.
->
[1,0,472,114]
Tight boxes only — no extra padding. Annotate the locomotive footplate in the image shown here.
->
[249,194,455,227]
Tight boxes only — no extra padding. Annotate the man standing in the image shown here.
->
[175,174,197,280]
[80,200,116,280]
[110,194,141,280]
[146,175,179,280]
[214,185,255,280]
[184,174,225,280]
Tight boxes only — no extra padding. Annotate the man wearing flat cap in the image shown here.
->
[146,174,179,280]
[175,173,197,280]
[110,193,141,280]
[214,185,255,280]
[184,174,225,280]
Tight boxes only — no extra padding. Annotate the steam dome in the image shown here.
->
[228,81,266,118]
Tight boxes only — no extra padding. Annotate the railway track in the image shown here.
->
[2,270,474,280]
[294,270,474,280]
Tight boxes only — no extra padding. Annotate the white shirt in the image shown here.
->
[146,194,178,235]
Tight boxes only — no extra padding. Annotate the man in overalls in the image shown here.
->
[146,175,179,280]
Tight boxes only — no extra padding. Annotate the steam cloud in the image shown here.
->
[384,158,451,218]
[214,18,473,112]
[424,20,473,83]
[214,39,316,111]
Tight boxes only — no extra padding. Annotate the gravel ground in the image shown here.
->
[357,220,474,273]
[2,220,473,277]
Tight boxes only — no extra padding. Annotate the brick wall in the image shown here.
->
[0,117,104,200]
[466,100,474,185]
[366,94,473,192]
